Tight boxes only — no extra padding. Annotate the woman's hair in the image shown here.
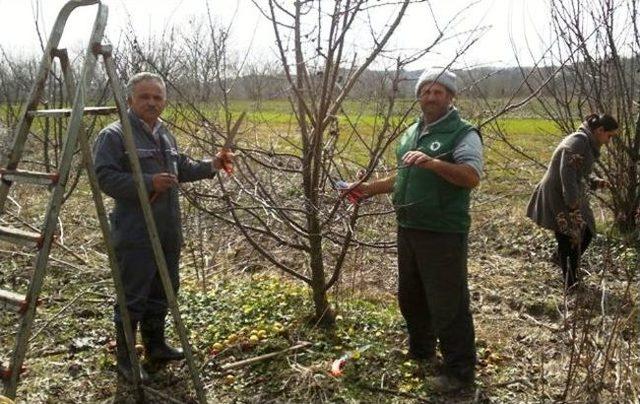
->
[584,113,619,131]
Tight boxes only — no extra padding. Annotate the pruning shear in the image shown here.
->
[330,177,369,205]
[221,111,246,175]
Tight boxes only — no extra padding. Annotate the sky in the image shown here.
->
[0,0,550,70]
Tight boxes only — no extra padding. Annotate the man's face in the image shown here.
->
[418,82,453,119]
[128,79,166,126]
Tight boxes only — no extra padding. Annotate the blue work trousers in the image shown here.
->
[113,246,180,323]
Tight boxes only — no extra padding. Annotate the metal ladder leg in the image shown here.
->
[4,2,107,398]
[98,45,208,404]
[55,48,145,401]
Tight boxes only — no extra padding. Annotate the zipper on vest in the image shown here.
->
[399,125,420,210]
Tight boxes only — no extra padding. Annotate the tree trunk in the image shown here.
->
[308,220,335,327]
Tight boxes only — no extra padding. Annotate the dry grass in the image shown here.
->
[0,109,637,402]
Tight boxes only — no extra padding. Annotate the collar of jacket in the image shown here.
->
[578,123,601,158]
[127,109,163,137]
[417,106,459,134]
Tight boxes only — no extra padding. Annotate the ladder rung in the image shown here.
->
[0,226,43,248]
[0,169,59,186]
[0,289,28,313]
[27,106,118,118]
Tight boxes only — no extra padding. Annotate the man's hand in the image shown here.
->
[340,181,370,203]
[213,150,235,173]
[152,172,178,193]
[402,150,433,168]
[342,172,396,200]
[402,150,479,189]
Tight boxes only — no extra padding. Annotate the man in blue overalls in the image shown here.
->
[93,72,233,382]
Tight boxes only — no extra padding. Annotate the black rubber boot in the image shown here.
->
[115,320,149,384]
[427,367,475,393]
[141,317,184,362]
[427,373,474,393]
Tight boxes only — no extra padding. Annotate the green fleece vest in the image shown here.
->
[393,109,475,233]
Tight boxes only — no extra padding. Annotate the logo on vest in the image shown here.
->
[429,141,442,152]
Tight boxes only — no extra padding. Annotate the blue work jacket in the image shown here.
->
[93,110,215,250]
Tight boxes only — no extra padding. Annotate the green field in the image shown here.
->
[0,99,635,403]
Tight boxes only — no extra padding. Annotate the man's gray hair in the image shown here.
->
[126,72,166,98]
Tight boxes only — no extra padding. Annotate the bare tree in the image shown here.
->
[107,0,485,328]
[460,1,640,400]
[242,60,286,104]
[529,0,639,236]
[212,0,418,326]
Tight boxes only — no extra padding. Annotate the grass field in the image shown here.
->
[0,99,636,402]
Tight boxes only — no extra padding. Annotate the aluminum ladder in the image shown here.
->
[0,1,206,402]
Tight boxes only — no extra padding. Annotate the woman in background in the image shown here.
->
[527,113,619,289]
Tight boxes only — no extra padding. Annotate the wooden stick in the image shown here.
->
[220,342,312,370]
[0,249,95,275]
[29,290,87,341]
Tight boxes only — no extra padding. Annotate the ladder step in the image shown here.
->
[27,106,118,118]
[0,169,59,186]
[0,289,28,313]
[0,226,43,248]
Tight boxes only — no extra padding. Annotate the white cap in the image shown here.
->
[415,68,458,97]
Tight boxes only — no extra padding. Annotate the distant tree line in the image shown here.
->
[6,47,636,105]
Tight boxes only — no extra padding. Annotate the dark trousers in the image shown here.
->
[554,228,593,287]
[113,246,181,323]
[397,227,476,381]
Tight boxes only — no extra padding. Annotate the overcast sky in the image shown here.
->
[0,0,550,70]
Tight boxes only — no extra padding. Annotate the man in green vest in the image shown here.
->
[349,68,483,391]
